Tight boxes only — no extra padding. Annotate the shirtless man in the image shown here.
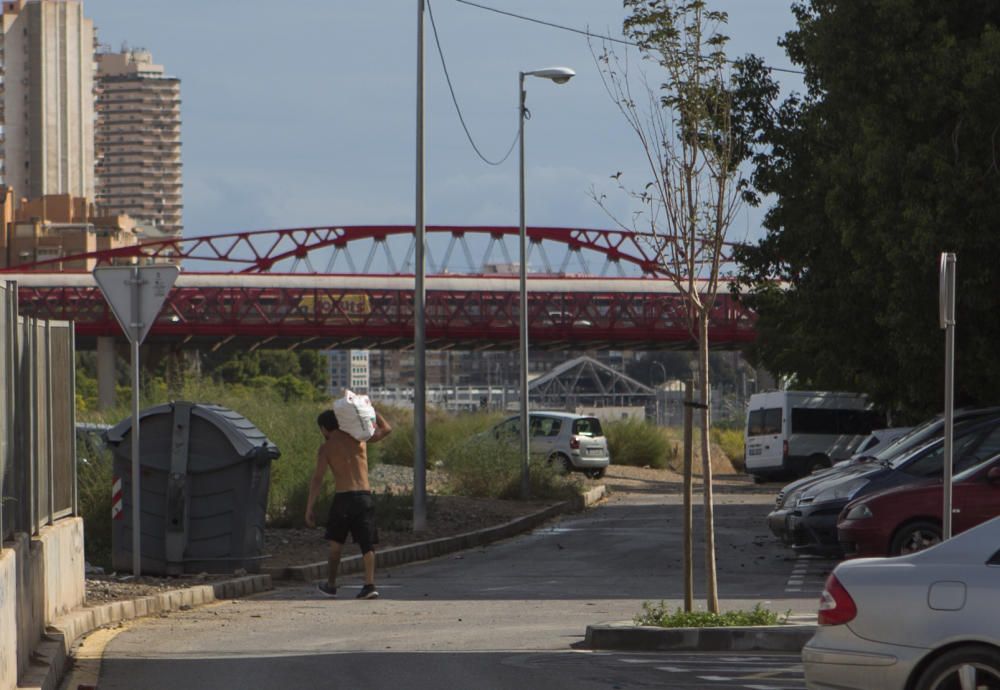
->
[305,408,392,599]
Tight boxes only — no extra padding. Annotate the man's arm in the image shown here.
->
[304,450,328,527]
[368,411,392,444]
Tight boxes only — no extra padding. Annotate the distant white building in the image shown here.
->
[325,350,369,395]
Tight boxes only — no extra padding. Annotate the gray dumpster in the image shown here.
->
[107,402,280,575]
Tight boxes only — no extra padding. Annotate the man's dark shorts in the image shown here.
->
[325,491,378,552]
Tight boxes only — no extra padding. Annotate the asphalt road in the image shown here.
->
[85,480,824,690]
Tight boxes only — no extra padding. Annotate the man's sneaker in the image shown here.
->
[317,582,337,598]
[356,584,379,600]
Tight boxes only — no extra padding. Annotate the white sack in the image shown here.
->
[333,390,377,442]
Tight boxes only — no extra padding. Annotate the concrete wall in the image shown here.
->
[1,518,85,690]
[0,547,16,690]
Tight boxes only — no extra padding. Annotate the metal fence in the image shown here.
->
[1,281,77,543]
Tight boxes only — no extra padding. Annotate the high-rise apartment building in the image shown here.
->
[0,0,95,200]
[95,48,182,238]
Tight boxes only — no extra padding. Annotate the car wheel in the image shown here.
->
[914,644,1000,690]
[890,520,942,556]
[548,453,573,474]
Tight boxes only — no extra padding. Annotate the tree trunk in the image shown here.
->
[699,309,719,613]
[682,378,694,612]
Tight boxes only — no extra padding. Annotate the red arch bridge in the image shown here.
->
[2,225,755,351]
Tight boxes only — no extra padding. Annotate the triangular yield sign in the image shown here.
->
[93,265,180,344]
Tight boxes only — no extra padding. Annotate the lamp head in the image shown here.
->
[525,66,575,84]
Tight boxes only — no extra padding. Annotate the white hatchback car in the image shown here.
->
[803,516,1000,689]
[492,411,611,478]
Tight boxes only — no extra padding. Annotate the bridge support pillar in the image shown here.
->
[97,336,117,410]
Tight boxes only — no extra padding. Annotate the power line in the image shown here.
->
[452,0,806,76]
[427,0,519,167]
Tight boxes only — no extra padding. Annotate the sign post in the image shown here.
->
[939,253,956,540]
[93,265,179,576]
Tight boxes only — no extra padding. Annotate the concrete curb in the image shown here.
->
[267,484,608,582]
[584,621,816,652]
[19,575,272,690]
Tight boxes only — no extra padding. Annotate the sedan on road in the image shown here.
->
[772,413,1000,556]
[838,453,1000,557]
[803,516,1000,690]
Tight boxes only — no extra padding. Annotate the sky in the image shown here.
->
[87,1,802,247]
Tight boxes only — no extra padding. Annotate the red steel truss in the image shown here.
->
[4,226,752,349]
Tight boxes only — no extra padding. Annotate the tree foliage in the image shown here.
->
[734,1,1000,419]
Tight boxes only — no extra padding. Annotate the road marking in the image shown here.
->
[785,553,835,593]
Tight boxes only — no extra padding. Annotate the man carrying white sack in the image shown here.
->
[305,399,392,600]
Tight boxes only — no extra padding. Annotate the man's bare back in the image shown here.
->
[318,431,370,492]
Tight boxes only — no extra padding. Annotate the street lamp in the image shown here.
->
[652,361,667,426]
[519,66,575,500]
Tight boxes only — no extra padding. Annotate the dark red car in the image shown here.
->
[837,454,1000,557]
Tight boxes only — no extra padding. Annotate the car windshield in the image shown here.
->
[572,417,603,437]
[954,453,1000,482]
[871,419,943,463]
[893,423,1000,477]
[880,414,1000,465]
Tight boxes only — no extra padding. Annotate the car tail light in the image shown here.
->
[782,440,789,459]
[570,437,580,450]
[818,573,857,625]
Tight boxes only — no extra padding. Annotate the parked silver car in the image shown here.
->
[803,516,1000,689]
[492,412,610,478]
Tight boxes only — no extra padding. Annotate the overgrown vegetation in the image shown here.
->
[711,427,744,471]
[605,418,677,470]
[634,602,787,628]
[77,435,114,569]
[442,434,580,501]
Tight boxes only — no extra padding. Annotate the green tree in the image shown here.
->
[735,1,1000,419]
[258,351,301,378]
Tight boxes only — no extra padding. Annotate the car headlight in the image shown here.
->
[806,477,870,504]
[844,503,873,521]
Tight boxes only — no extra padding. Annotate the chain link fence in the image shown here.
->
[1,281,77,543]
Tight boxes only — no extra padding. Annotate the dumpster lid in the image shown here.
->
[105,402,280,460]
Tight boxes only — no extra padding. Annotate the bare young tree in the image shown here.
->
[592,0,745,613]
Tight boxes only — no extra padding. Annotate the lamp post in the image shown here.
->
[413,0,427,531]
[652,361,667,425]
[518,66,575,499]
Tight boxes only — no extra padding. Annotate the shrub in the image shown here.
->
[711,426,745,471]
[634,602,787,628]
[443,434,579,501]
[77,438,113,569]
[605,418,676,469]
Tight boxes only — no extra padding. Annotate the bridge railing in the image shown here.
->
[1,281,76,544]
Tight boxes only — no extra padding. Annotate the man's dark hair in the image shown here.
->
[317,410,339,431]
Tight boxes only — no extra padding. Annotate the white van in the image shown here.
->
[744,390,882,480]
